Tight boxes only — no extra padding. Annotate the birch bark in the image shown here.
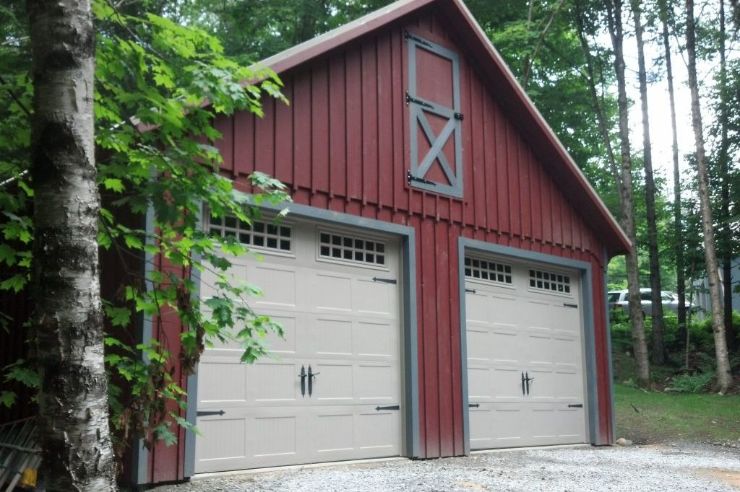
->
[28,0,117,488]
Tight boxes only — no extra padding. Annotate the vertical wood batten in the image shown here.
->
[293,70,312,190]
[255,98,275,177]
[275,79,294,185]
[329,55,347,197]
[435,221,454,457]
[311,63,330,192]
[420,219,440,457]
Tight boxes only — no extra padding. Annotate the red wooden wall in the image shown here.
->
[147,5,615,480]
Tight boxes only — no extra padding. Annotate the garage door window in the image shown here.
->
[529,268,570,294]
[464,257,512,285]
[319,231,386,266]
[209,214,292,252]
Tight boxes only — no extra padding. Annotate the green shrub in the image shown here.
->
[667,371,715,393]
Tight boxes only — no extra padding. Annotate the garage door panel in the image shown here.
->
[313,362,354,401]
[466,256,587,451]
[356,363,396,400]
[491,404,524,444]
[251,415,300,457]
[466,327,491,361]
[313,318,354,356]
[197,418,247,463]
[250,264,297,308]
[313,273,353,312]
[491,367,524,401]
[262,315,298,354]
[314,413,354,453]
[355,410,401,451]
[354,278,397,316]
[469,407,493,446]
[198,361,246,404]
[553,407,586,441]
[354,321,395,357]
[248,362,299,402]
[468,366,492,400]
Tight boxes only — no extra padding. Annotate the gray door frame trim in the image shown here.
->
[133,204,156,485]
[457,238,601,453]
[182,201,421,478]
[603,248,616,444]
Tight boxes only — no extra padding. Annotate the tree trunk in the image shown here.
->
[574,2,621,187]
[685,0,733,393]
[28,0,117,489]
[605,0,650,386]
[659,0,687,356]
[632,0,666,365]
[719,0,735,352]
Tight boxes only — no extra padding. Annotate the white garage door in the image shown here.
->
[195,217,403,473]
[465,254,587,449]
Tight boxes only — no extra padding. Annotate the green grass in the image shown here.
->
[615,384,740,444]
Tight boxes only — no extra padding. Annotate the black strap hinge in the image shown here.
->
[568,404,583,408]
[407,171,436,186]
[564,303,579,308]
[404,31,432,48]
[468,403,480,408]
[454,112,464,120]
[405,92,433,109]
[197,410,225,417]
[465,288,476,294]
[375,405,400,411]
[372,277,397,284]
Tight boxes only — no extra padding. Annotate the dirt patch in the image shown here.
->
[696,469,740,489]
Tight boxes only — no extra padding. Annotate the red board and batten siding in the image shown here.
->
[209,8,613,459]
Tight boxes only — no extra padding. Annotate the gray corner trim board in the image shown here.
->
[406,32,463,198]
[183,200,422,478]
[457,238,601,449]
[133,204,156,485]
[603,247,616,445]
[183,202,204,478]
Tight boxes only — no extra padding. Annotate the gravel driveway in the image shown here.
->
[154,443,740,491]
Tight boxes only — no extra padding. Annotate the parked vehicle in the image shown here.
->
[608,288,681,317]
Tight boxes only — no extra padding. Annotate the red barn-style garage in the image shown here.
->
[139,0,630,483]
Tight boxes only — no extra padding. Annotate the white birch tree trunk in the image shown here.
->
[28,0,118,488]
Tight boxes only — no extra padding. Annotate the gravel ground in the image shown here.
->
[154,443,740,492]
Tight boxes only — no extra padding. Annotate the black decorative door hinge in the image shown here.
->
[468,403,480,408]
[568,404,583,408]
[405,91,433,109]
[197,410,225,417]
[465,288,476,294]
[375,405,400,411]
[372,277,397,284]
[404,31,433,48]
[407,171,436,186]
[563,303,579,308]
